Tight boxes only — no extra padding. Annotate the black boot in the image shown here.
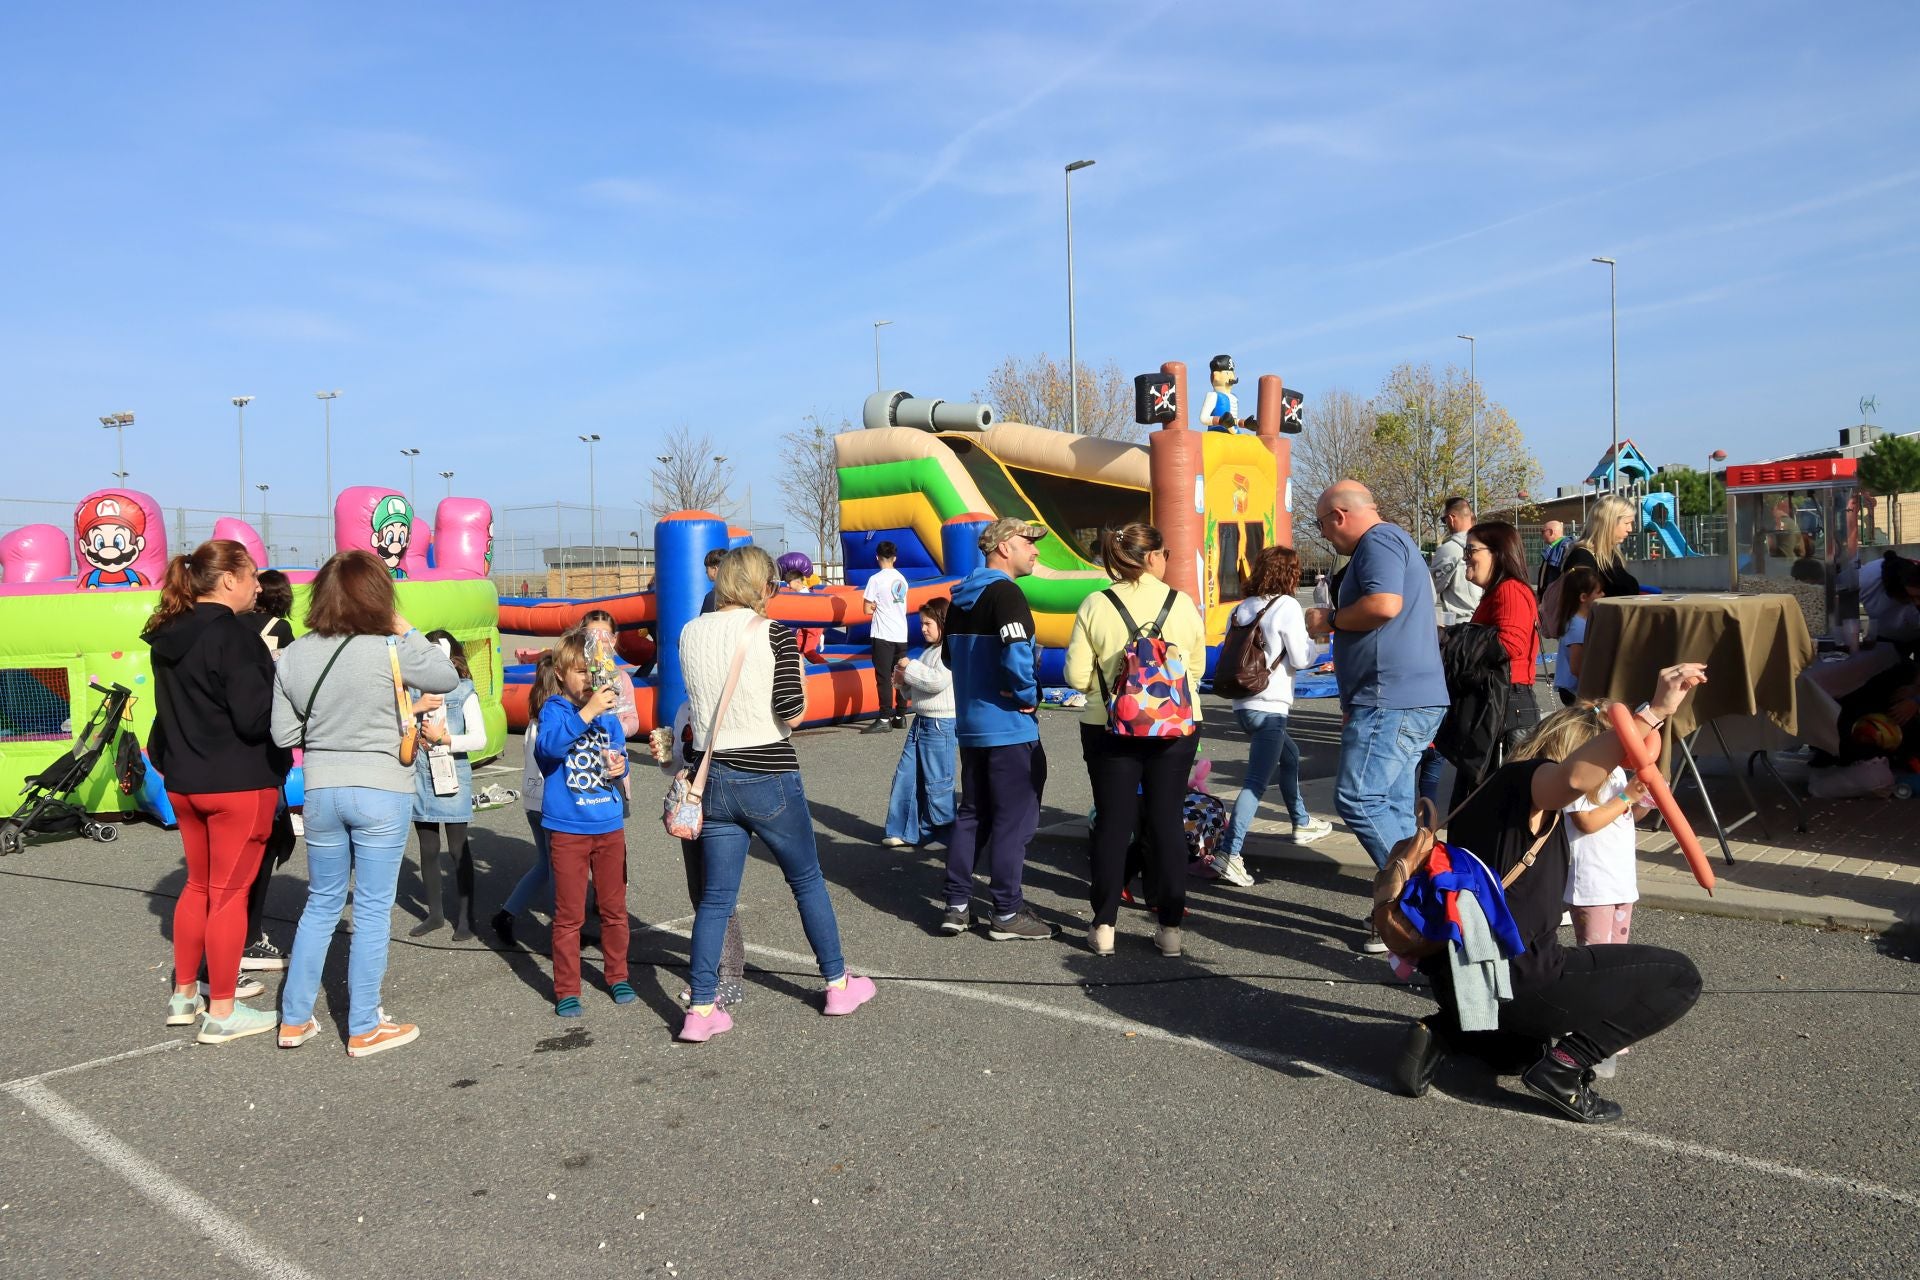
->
[450,839,476,941]
[1522,1048,1624,1124]
[1392,1017,1448,1098]
[490,909,517,948]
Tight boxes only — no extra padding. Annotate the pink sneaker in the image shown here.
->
[823,974,876,1016]
[678,1006,733,1043]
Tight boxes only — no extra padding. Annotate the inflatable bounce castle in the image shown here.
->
[496,356,1301,733]
[0,485,506,825]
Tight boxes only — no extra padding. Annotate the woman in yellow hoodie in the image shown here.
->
[1065,522,1209,958]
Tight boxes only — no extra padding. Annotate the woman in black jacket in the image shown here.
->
[1560,495,1641,597]
[143,540,290,1044]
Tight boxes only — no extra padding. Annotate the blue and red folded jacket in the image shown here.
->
[1397,841,1526,958]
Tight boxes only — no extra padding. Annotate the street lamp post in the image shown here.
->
[1457,335,1478,516]
[99,411,134,481]
[873,320,892,392]
[1592,257,1618,494]
[315,391,341,518]
[231,396,254,513]
[1064,158,1095,435]
[439,470,455,500]
[399,448,421,509]
[580,434,602,582]
[256,483,270,561]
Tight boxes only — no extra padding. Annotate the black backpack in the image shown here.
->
[1433,623,1512,781]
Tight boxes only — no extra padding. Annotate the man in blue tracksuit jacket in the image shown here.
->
[939,517,1054,941]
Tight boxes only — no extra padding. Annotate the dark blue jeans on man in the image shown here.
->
[944,741,1047,917]
[1334,705,1446,869]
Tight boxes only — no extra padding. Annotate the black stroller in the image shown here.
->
[0,681,142,857]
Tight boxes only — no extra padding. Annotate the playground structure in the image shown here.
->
[0,485,507,824]
[498,357,1301,733]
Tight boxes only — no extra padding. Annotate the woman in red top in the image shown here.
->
[1460,522,1542,800]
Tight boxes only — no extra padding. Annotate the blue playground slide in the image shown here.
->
[1641,491,1695,558]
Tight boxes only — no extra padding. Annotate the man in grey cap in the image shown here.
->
[938,517,1053,940]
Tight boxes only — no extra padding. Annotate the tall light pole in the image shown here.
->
[1064,158,1095,435]
[439,469,455,500]
[99,411,133,480]
[231,396,254,513]
[1457,334,1478,516]
[872,320,892,392]
[1592,257,1618,494]
[399,448,421,509]
[256,483,270,560]
[580,433,601,581]
[315,390,341,518]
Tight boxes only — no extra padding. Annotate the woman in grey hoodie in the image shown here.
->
[270,551,458,1059]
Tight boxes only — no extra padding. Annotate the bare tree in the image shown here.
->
[975,353,1140,441]
[780,413,845,573]
[1290,387,1376,560]
[647,425,736,519]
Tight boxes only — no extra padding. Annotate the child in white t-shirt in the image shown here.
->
[861,541,911,732]
[1563,763,1652,1075]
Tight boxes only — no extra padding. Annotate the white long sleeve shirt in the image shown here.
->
[1228,594,1315,714]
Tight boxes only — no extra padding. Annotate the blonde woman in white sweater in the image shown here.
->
[674,546,875,1043]
[882,597,957,848]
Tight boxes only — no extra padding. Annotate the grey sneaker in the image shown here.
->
[1214,854,1255,887]
[165,990,204,1027]
[1290,817,1334,845]
[986,909,1054,941]
[196,1003,277,1044]
[939,906,971,935]
[1360,919,1389,955]
[200,976,266,1001]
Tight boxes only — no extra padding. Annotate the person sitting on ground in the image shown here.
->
[1392,663,1708,1124]
[1218,545,1332,889]
[1561,496,1641,598]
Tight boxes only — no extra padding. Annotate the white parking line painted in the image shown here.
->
[10,1080,322,1280]
[687,931,1920,1211]
[1,1039,184,1091]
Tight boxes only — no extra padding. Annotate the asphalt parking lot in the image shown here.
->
[2,696,1916,1279]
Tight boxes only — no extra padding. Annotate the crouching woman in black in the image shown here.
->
[1393,663,1708,1123]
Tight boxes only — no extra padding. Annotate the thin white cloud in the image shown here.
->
[581,177,674,208]
[211,306,355,343]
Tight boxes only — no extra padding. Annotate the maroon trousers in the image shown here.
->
[548,829,630,999]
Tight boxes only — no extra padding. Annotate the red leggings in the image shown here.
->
[170,789,277,1001]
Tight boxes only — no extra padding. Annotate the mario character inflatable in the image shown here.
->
[76,493,150,589]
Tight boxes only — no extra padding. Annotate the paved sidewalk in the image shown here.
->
[1235,775,1919,935]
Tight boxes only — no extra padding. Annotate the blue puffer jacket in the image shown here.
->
[942,568,1040,748]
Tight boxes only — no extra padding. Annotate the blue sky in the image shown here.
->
[3,1,1916,547]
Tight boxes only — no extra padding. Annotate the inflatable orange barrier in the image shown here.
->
[1608,701,1713,894]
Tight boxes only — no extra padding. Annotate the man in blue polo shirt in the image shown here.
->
[1307,481,1448,953]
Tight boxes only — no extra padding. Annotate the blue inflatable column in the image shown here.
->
[942,516,989,580]
[654,511,731,724]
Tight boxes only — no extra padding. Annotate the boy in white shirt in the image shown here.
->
[862,541,910,732]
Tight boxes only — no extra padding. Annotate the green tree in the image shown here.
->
[1856,433,1920,545]
[1364,362,1540,543]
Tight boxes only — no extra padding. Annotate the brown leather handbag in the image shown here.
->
[1371,793,1560,961]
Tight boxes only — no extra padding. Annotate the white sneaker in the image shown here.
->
[1290,817,1334,844]
[880,836,909,848]
[1214,855,1255,887]
[200,976,266,1001]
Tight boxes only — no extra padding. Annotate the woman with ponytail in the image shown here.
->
[143,540,290,1044]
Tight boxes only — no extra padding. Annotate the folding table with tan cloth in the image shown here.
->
[1576,593,1815,861]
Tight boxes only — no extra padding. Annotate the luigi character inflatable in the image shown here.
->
[370,494,414,579]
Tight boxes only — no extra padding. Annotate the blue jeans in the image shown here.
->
[1416,747,1446,807]
[883,715,956,845]
[280,786,413,1036]
[501,814,553,916]
[688,765,845,1006]
[1334,705,1446,870]
[1224,707,1310,856]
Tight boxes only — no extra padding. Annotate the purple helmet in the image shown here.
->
[776,551,814,580]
